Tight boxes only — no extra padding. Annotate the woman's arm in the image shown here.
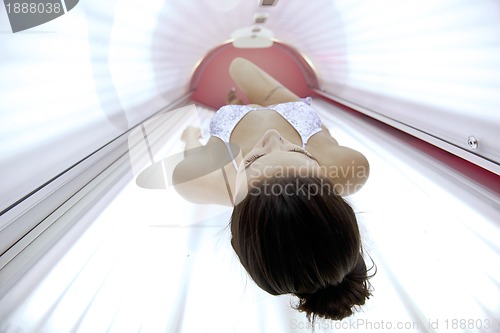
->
[172,132,235,206]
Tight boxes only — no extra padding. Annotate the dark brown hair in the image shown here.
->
[230,176,373,321]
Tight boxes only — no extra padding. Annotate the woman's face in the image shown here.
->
[233,129,322,203]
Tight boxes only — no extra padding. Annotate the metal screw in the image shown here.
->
[467,136,478,150]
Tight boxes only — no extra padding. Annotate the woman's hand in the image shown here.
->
[181,126,201,143]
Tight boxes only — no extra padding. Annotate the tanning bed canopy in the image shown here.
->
[231,26,274,48]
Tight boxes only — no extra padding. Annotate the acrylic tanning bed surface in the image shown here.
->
[0,99,498,333]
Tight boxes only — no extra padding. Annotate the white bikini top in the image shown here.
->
[209,98,322,171]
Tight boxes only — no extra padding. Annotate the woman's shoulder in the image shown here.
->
[306,127,341,156]
[307,130,370,196]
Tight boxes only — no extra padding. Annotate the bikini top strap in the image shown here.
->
[225,142,239,172]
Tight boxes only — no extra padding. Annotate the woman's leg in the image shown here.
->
[229,57,300,106]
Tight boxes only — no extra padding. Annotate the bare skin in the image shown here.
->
[173,58,369,206]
